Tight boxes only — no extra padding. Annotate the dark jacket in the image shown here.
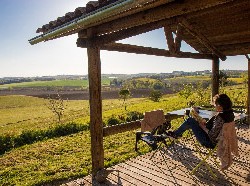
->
[206,109,234,145]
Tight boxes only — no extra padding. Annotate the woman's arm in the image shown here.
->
[207,115,224,144]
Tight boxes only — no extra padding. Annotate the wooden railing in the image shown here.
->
[103,114,182,137]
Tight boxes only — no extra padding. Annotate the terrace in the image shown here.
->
[62,124,250,185]
[29,0,250,183]
[58,126,250,186]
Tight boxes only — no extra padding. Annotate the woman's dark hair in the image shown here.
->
[213,94,232,111]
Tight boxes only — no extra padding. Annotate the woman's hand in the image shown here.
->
[199,120,209,133]
[200,119,206,126]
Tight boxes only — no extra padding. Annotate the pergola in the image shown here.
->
[29,0,250,178]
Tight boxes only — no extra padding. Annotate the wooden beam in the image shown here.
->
[78,17,178,46]
[77,42,213,59]
[87,38,104,176]
[184,0,250,37]
[84,0,234,37]
[103,121,141,137]
[101,42,213,59]
[174,25,183,53]
[179,19,227,61]
[164,26,175,54]
[184,30,250,50]
[248,57,250,123]
[78,29,88,38]
[211,56,220,98]
[219,43,250,56]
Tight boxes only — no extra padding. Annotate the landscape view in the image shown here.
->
[1,0,249,185]
[0,69,248,185]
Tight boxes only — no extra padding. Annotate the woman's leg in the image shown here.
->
[174,117,199,136]
[174,117,215,148]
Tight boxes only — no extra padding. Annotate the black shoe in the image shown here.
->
[142,135,158,150]
[165,131,178,140]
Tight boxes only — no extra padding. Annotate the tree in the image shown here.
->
[193,82,210,106]
[149,90,162,102]
[178,83,193,99]
[178,83,195,106]
[119,88,131,110]
[152,81,164,90]
[46,92,67,122]
[241,72,248,87]
[219,70,229,87]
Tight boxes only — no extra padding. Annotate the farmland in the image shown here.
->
[0,93,187,185]
[0,73,248,185]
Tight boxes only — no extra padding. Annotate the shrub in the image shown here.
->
[52,122,87,137]
[107,115,121,126]
[0,134,14,154]
[15,130,45,146]
[0,122,88,155]
[149,90,163,102]
[152,81,164,90]
[125,111,144,122]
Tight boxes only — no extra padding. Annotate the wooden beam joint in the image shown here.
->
[164,26,175,54]
[164,24,184,54]
[245,54,250,60]
[174,25,183,53]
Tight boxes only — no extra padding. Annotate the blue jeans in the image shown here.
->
[174,117,215,148]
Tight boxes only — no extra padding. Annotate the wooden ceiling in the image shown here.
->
[30,0,250,61]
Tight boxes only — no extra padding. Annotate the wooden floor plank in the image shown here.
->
[63,127,250,186]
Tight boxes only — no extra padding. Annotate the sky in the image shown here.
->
[0,0,248,78]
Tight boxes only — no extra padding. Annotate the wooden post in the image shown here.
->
[246,54,250,123]
[212,56,220,98]
[87,43,104,176]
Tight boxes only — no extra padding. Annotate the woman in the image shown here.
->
[167,94,234,148]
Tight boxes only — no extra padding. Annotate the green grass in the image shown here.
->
[0,129,152,186]
[164,75,211,85]
[0,95,145,135]
[0,85,247,185]
[168,75,211,80]
[0,94,186,185]
[0,78,110,89]
[228,77,244,84]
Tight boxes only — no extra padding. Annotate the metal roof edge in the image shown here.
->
[29,0,176,45]
[28,0,136,45]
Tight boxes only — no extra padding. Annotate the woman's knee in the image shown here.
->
[187,117,199,125]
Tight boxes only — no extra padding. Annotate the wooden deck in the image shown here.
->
[62,127,250,186]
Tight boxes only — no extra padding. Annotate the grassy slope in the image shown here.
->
[0,78,246,185]
[0,95,144,135]
[0,94,186,186]
[0,78,110,88]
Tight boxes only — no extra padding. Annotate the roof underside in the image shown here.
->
[29,0,250,59]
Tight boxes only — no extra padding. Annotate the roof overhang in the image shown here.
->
[28,0,175,45]
[29,0,250,59]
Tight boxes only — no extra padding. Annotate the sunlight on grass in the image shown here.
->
[0,85,247,185]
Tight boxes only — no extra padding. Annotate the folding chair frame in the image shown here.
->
[135,121,171,151]
[190,143,220,179]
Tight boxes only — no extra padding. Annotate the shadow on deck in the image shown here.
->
[63,127,250,186]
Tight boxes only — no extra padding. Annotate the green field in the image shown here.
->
[0,93,187,185]
[0,82,248,185]
[0,95,146,135]
[0,78,110,89]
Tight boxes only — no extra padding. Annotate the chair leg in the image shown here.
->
[135,132,142,151]
[191,144,218,179]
